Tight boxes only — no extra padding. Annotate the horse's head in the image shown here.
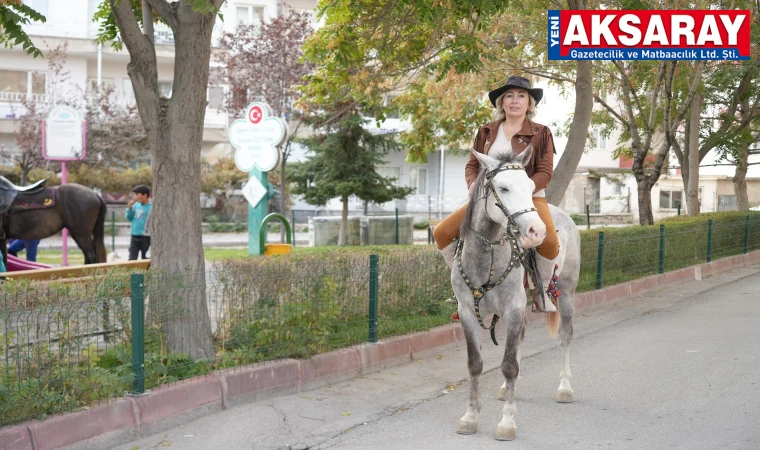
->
[471,146,546,248]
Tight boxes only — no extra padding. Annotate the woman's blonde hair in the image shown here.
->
[492,90,537,121]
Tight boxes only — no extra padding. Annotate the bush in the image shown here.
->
[413,220,430,230]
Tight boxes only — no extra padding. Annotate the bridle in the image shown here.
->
[455,164,537,343]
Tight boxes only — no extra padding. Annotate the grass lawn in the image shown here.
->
[20,246,332,266]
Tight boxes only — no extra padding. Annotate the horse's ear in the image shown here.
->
[515,144,533,167]
[472,150,500,172]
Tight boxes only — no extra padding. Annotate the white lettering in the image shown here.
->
[591,14,616,45]
[643,16,668,45]
[618,14,641,46]
[696,16,721,45]
[563,15,589,45]
[719,14,745,46]
[671,15,695,45]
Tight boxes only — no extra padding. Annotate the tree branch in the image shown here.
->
[594,94,629,128]
[144,0,177,29]
[699,57,760,160]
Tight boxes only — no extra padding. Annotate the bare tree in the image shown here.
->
[216,10,313,224]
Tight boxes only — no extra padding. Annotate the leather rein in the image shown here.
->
[455,164,537,343]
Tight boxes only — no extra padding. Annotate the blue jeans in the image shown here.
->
[8,239,40,262]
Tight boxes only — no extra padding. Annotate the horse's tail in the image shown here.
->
[93,195,107,263]
[546,310,560,339]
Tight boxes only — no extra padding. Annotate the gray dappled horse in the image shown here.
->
[0,177,107,265]
[452,145,580,441]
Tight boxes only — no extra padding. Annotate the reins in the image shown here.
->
[455,164,535,345]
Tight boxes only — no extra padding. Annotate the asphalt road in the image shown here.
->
[112,264,760,450]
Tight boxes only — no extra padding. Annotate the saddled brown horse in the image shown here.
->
[0,177,107,265]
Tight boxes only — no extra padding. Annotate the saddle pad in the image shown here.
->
[9,187,57,212]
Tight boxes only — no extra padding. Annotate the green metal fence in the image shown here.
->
[1,214,757,427]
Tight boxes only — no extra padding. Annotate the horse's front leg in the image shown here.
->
[556,293,575,403]
[456,306,483,435]
[495,310,524,441]
[498,316,526,400]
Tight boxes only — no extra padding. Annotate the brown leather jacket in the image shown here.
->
[465,119,556,194]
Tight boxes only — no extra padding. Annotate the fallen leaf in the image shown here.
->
[299,395,312,400]
[341,411,351,416]
[446,383,457,392]
[436,355,444,360]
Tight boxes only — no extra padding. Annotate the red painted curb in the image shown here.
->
[357,337,412,372]
[300,348,361,390]
[408,326,457,358]
[132,377,221,426]
[0,425,33,450]
[221,359,300,407]
[27,400,135,450]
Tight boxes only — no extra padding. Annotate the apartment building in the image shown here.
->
[0,0,318,165]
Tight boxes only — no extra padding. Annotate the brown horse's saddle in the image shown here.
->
[0,176,47,214]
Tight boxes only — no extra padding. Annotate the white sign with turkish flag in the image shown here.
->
[229,102,287,173]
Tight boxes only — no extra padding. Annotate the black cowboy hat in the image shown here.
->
[488,76,543,107]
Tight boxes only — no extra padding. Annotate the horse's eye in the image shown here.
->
[499,187,509,193]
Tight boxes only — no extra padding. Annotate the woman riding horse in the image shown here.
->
[434,75,559,313]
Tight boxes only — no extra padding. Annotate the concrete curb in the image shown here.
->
[2,249,758,450]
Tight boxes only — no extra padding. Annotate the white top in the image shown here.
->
[487,123,545,198]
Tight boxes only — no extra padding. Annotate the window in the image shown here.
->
[207,86,224,109]
[409,167,427,195]
[237,5,264,27]
[23,0,48,17]
[0,70,28,93]
[612,182,622,195]
[31,72,45,94]
[123,78,135,101]
[158,81,172,98]
[659,190,682,209]
[377,166,400,186]
[592,128,607,150]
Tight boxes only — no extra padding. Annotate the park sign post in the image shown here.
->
[42,105,87,266]
[228,102,287,255]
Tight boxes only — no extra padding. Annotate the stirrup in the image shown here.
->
[444,293,458,304]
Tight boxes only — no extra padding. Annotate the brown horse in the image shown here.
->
[0,180,107,265]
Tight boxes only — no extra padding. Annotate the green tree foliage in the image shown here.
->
[0,0,46,57]
[290,111,414,245]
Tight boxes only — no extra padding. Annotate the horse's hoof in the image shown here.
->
[497,386,507,401]
[494,425,516,441]
[456,420,478,435]
[556,388,575,403]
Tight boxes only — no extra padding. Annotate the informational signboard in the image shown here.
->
[229,102,287,173]
[42,105,86,161]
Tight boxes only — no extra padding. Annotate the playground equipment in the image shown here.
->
[260,213,292,256]
[6,254,53,271]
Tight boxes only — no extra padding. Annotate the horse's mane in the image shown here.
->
[460,152,523,238]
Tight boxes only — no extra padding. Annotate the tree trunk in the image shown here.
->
[734,143,749,211]
[338,194,348,246]
[110,0,217,359]
[546,59,593,206]
[637,179,654,225]
[686,93,701,216]
[20,169,28,186]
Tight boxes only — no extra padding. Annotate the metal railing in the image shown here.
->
[1,213,757,427]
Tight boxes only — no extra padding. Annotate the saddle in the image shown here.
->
[0,176,47,214]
